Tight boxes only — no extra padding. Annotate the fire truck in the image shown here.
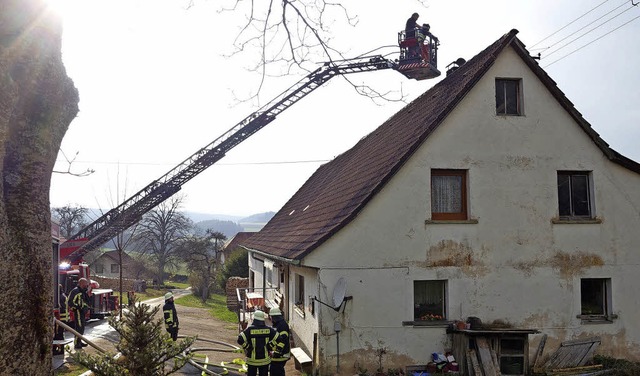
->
[55,29,440,318]
[52,225,117,326]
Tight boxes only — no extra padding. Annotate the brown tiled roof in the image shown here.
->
[223,232,255,252]
[99,250,134,263]
[242,29,640,261]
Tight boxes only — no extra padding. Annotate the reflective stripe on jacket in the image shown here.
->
[163,301,178,329]
[271,317,291,362]
[237,322,279,366]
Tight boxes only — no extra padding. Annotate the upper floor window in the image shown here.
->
[431,169,467,220]
[94,264,103,274]
[557,171,593,219]
[110,264,119,273]
[496,78,522,115]
[414,280,447,321]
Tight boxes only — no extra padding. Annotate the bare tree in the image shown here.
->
[135,196,193,285]
[0,1,79,372]
[179,230,226,302]
[99,166,142,317]
[52,204,89,238]
[216,0,423,103]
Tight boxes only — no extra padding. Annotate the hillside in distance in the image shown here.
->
[192,211,275,238]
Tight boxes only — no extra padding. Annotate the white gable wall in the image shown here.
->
[299,46,640,372]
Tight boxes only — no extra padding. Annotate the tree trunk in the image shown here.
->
[0,0,78,373]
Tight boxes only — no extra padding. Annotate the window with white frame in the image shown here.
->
[414,280,446,321]
[581,278,612,320]
[558,171,593,219]
[265,265,273,287]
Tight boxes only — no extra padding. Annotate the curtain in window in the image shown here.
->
[432,175,462,213]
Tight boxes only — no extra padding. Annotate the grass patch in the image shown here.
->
[176,293,237,323]
[166,281,190,289]
[53,362,88,375]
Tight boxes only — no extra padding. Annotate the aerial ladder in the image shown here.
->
[60,31,440,263]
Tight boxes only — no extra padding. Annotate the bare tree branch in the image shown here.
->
[217,0,413,104]
[53,149,95,177]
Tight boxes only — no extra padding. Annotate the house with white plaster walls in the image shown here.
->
[240,29,640,375]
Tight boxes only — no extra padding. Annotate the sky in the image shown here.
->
[48,0,640,218]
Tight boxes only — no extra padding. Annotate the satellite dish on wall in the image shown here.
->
[332,277,347,309]
[313,276,352,312]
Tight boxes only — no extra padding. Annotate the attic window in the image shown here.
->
[431,169,467,220]
[496,78,523,116]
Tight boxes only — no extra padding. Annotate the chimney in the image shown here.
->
[446,58,467,76]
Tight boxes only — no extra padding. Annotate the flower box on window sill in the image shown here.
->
[402,320,449,327]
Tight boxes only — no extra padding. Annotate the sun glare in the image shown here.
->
[44,0,75,19]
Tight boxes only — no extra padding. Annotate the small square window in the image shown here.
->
[431,170,467,220]
[558,171,593,219]
[496,78,522,115]
[581,278,611,318]
[110,264,119,273]
[414,280,446,321]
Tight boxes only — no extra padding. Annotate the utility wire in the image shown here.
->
[541,0,629,54]
[543,13,640,68]
[542,3,636,59]
[55,159,330,166]
[531,0,614,48]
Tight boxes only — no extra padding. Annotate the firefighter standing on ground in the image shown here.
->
[67,278,90,350]
[163,292,179,341]
[268,307,291,376]
[237,310,279,376]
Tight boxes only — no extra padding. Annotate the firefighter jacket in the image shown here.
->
[237,320,279,366]
[163,301,179,330]
[59,292,69,321]
[67,286,89,317]
[270,316,291,362]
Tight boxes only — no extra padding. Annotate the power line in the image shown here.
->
[541,0,629,54]
[55,158,330,167]
[531,0,614,48]
[542,2,636,59]
[543,13,640,68]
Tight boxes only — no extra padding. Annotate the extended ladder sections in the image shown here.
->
[63,56,396,261]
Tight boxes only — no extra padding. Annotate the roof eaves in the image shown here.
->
[510,37,640,175]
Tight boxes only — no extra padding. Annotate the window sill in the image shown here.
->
[425,219,478,225]
[577,314,617,324]
[402,320,450,327]
[294,306,305,319]
[552,217,602,224]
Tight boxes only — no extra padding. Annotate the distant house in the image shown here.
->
[221,231,254,265]
[241,29,640,374]
[90,250,136,279]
